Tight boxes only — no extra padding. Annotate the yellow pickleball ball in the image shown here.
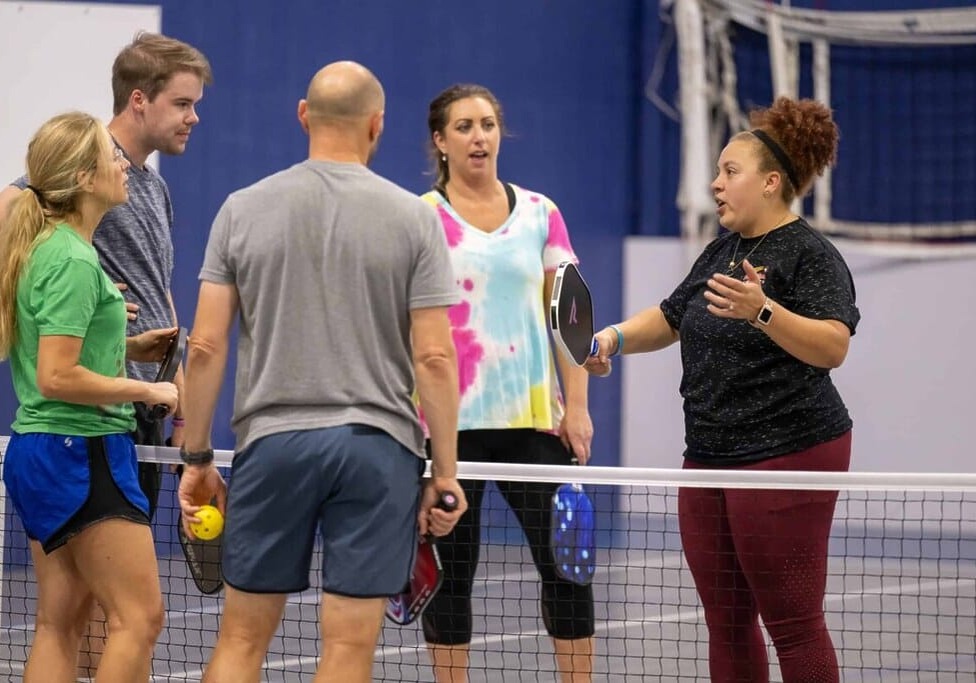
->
[190,504,223,540]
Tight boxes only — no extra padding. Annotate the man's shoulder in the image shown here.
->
[100,164,171,226]
[127,163,170,197]
[368,174,434,214]
[235,161,428,211]
[306,160,424,207]
[224,162,314,203]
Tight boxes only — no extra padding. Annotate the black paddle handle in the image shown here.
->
[424,491,459,542]
[150,327,188,421]
[149,402,171,420]
[436,491,459,512]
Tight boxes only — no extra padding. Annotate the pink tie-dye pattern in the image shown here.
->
[449,301,484,396]
[439,207,464,248]
[546,208,573,252]
[452,328,484,396]
[448,300,471,327]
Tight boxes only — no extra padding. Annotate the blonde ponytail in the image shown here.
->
[0,112,104,358]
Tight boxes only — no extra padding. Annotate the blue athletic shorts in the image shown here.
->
[222,425,425,596]
[3,432,149,552]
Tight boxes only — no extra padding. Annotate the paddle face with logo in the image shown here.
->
[548,261,598,585]
[550,262,598,366]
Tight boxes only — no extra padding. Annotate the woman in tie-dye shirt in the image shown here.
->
[418,84,595,683]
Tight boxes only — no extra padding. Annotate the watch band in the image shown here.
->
[180,448,215,466]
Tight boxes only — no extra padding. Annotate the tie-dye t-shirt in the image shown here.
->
[421,185,578,432]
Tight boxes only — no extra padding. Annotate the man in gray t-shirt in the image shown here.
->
[177,61,467,681]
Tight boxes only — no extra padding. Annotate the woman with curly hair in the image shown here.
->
[585,97,858,683]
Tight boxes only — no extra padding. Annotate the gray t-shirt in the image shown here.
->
[201,159,457,455]
[14,145,175,381]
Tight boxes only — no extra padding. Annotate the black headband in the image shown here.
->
[26,184,45,202]
[751,129,800,192]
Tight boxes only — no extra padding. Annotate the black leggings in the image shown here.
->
[44,436,149,553]
[422,429,595,645]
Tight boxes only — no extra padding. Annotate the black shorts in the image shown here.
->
[44,436,150,553]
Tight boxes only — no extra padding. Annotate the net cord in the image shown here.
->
[3,439,963,493]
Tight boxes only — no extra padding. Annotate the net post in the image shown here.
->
[673,0,715,241]
[812,38,832,227]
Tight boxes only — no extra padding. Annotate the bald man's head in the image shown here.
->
[304,61,384,124]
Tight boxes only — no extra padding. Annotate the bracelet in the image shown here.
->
[179,447,214,466]
[608,324,625,356]
[171,417,185,427]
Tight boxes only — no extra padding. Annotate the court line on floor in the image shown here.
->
[156,560,972,680]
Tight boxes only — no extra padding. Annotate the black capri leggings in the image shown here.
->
[422,429,595,645]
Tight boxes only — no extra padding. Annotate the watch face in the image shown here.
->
[758,303,773,324]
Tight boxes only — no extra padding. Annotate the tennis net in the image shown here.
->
[0,438,974,681]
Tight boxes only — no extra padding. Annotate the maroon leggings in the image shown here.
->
[678,432,851,683]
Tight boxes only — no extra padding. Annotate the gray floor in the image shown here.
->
[1,540,974,682]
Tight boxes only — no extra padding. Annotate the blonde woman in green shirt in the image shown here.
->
[0,112,178,683]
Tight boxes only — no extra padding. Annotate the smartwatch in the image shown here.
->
[755,297,774,326]
[180,447,215,466]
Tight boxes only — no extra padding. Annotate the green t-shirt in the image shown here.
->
[11,224,135,435]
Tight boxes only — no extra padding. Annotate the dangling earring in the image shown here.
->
[441,154,447,162]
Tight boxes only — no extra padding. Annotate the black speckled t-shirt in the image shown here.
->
[659,219,860,464]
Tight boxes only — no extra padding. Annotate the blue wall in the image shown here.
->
[1,0,973,462]
[159,0,644,458]
[2,0,655,462]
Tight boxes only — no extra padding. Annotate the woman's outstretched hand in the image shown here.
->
[582,327,616,377]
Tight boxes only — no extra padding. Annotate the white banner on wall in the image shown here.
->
[0,1,161,182]
[621,237,976,474]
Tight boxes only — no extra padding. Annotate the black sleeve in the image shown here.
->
[790,247,860,334]
[659,237,726,331]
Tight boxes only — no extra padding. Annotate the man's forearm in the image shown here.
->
[416,355,459,478]
[182,337,228,452]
